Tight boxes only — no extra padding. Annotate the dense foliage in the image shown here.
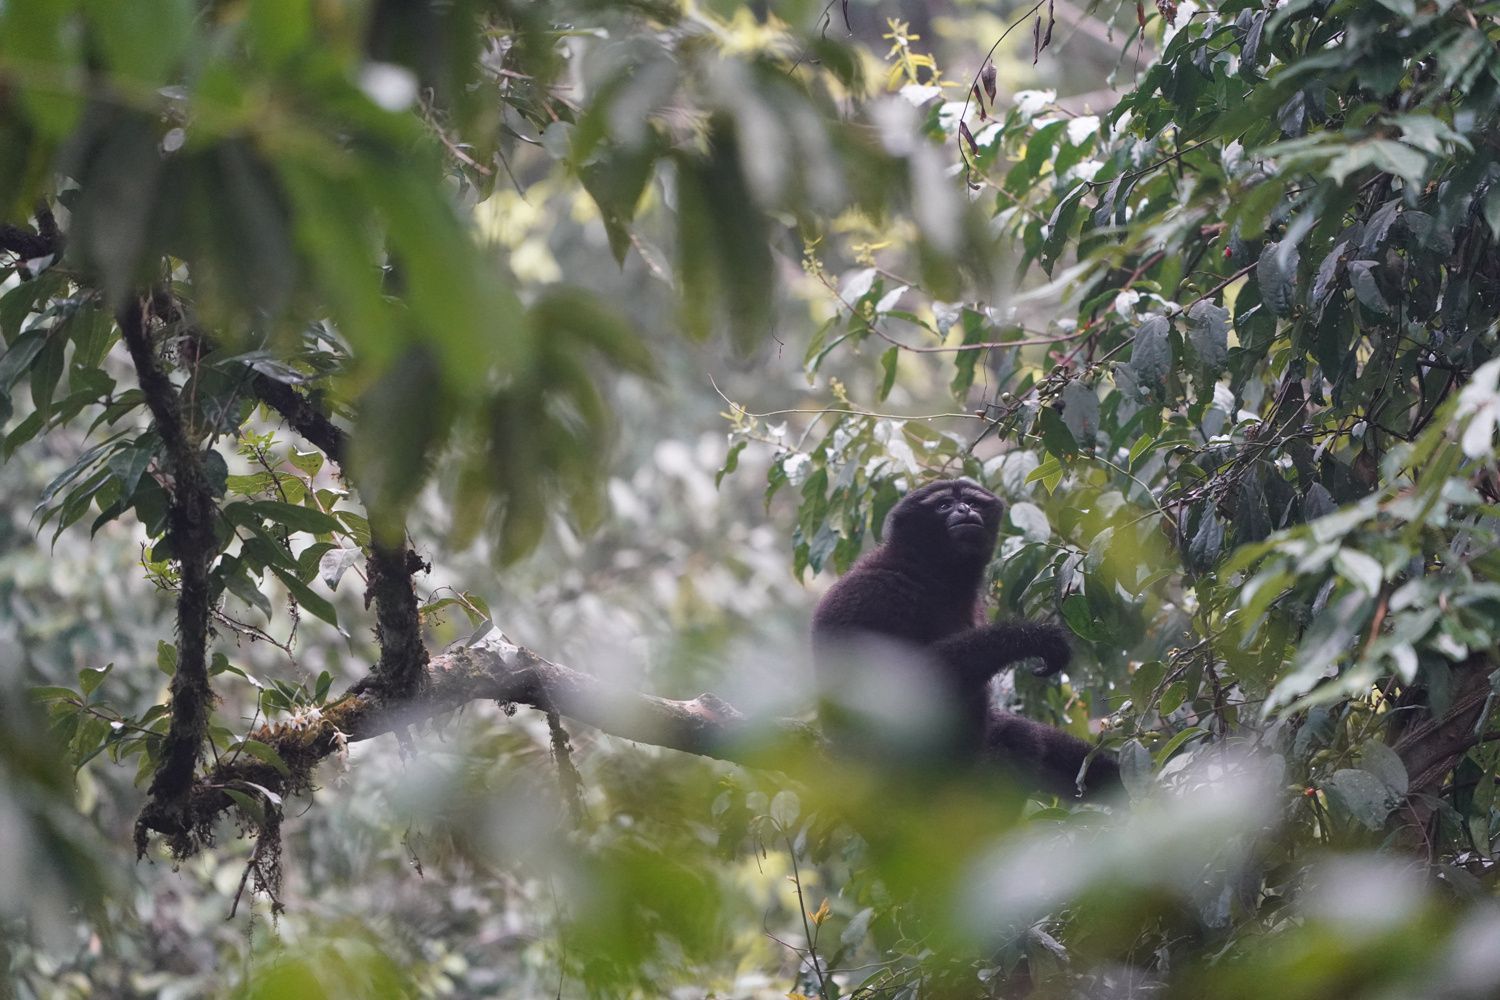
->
[6,0,1500,997]
[722,0,1500,994]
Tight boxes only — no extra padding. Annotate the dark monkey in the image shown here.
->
[812,479,1119,799]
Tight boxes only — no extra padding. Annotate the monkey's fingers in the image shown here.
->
[1028,624,1072,676]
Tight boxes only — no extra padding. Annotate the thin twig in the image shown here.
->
[786,836,831,1000]
[957,0,1050,182]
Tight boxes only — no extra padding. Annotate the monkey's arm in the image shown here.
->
[929,620,1072,685]
[987,712,1121,800]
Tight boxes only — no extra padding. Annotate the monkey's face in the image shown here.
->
[889,480,1003,558]
[941,494,994,550]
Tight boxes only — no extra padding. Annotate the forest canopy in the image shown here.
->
[5,0,1500,997]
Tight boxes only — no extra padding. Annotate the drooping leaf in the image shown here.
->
[1060,381,1100,446]
[1185,300,1229,376]
[1324,768,1398,830]
[1129,315,1173,399]
[1257,241,1299,317]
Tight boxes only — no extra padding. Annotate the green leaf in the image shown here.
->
[877,346,899,401]
[528,287,655,376]
[156,641,178,677]
[5,410,44,457]
[1131,661,1165,706]
[1025,455,1062,486]
[1009,502,1051,542]
[0,3,84,138]
[1128,433,1157,471]
[269,563,342,632]
[37,434,123,510]
[1060,381,1099,445]
[1347,261,1390,314]
[82,0,193,88]
[769,790,800,831]
[1257,241,1299,317]
[578,125,661,264]
[363,162,524,392]
[0,329,48,390]
[223,788,268,828]
[226,472,275,496]
[288,448,324,477]
[1038,407,1078,458]
[71,716,113,770]
[1128,315,1172,398]
[349,346,445,535]
[716,440,747,489]
[1061,593,1104,641]
[0,273,64,344]
[317,547,362,590]
[1323,768,1398,830]
[948,310,986,397]
[224,563,274,619]
[1160,682,1187,715]
[672,139,774,353]
[1040,184,1087,272]
[278,162,398,360]
[1187,508,1223,573]
[231,739,292,778]
[248,500,341,535]
[1365,139,1430,186]
[1359,742,1408,796]
[246,0,314,64]
[1154,726,1208,764]
[79,663,112,698]
[1009,120,1066,195]
[107,437,158,499]
[1119,740,1153,799]
[1185,300,1229,375]
[28,327,64,420]
[1334,548,1383,595]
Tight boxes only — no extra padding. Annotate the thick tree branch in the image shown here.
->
[118,299,220,855]
[138,632,822,849]
[350,632,817,759]
[240,363,429,700]
[0,223,55,261]
[364,543,431,700]
[246,373,347,464]
[1391,657,1494,853]
[0,208,61,263]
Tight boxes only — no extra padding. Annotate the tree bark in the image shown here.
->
[1390,657,1494,855]
[136,629,823,853]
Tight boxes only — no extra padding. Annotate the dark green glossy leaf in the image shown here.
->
[1257,241,1299,317]
[248,500,340,536]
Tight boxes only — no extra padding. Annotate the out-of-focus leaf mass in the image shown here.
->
[6,0,1500,997]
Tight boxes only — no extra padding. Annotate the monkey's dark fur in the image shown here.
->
[812,479,1119,799]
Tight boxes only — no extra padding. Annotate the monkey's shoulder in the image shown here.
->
[815,564,982,648]
[815,557,942,626]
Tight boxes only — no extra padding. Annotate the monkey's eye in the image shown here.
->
[938,500,954,511]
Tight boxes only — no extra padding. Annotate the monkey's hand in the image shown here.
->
[1022,622,1072,677]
